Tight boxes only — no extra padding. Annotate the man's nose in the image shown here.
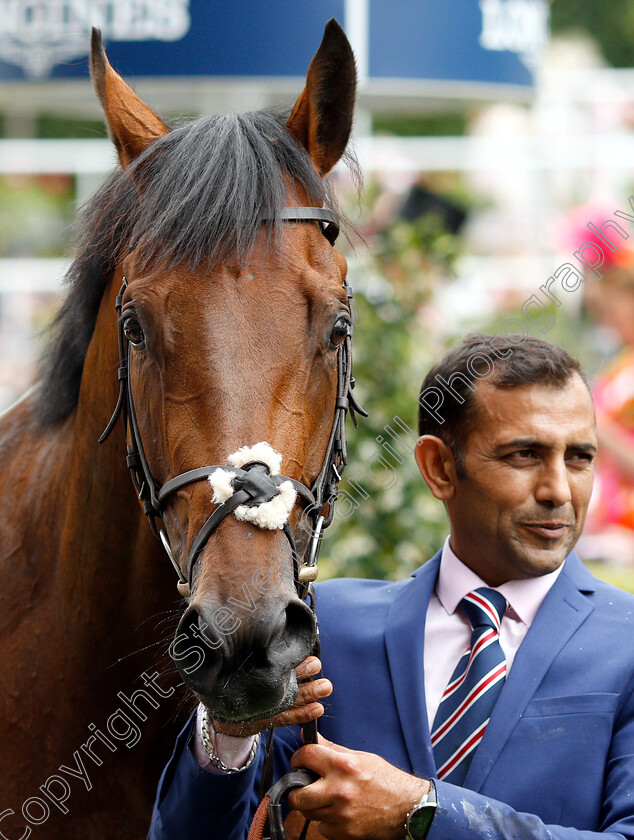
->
[534,458,573,507]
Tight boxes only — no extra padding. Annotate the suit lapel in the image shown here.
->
[384,552,440,777]
[465,552,596,791]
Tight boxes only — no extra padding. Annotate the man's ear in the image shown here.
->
[415,436,459,501]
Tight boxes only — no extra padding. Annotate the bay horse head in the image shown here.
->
[88,22,359,724]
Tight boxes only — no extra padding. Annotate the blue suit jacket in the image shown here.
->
[149,551,634,840]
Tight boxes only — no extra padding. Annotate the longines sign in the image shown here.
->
[0,0,548,88]
[0,0,191,77]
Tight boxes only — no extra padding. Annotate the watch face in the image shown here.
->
[409,805,436,839]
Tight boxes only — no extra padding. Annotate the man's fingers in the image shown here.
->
[287,777,331,813]
[297,678,332,703]
[314,732,351,753]
[271,701,324,727]
[215,701,325,734]
[267,677,331,726]
[213,670,330,733]
[296,656,322,681]
[290,744,341,776]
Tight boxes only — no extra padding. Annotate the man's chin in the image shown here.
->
[513,523,578,562]
[514,542,573,578]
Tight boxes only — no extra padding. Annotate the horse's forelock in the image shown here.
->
[36,110,347,427]
[129,110,331,272]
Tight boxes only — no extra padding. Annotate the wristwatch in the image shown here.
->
[405,779,437,840]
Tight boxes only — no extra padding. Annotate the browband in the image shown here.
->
[259,207,340,245]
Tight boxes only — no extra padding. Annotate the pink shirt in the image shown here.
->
[194,537,564,771]
[193,704,257,773]
[424,538,563,726]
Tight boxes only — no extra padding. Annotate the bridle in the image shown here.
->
[99,206,365,840]
[99,206,366,601]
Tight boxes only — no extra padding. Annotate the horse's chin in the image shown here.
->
[197,673,299,726]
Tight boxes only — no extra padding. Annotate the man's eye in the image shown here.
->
[504,450,538,464]
[568,452,595,465]
[123,315,145,346]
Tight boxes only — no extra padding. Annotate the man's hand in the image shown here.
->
[212,656,332,737]
[287,734,429,840]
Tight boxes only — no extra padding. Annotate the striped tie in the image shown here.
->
[431,587,507,785]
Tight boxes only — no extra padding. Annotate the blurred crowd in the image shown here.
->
[577,219,634,564]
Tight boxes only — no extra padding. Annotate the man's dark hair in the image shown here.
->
[417,334,588,475]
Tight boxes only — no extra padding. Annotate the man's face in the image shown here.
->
[446,374,597,586]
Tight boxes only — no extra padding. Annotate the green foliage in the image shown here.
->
[318,205,459,581]
[585,562,634,593]
[550,0,634,67]
[0,176,74,257]
[373,112,468,137]
[37,115,107,139]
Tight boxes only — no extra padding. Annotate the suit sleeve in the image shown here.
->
[147,713,297,840]
[429,675,634,840]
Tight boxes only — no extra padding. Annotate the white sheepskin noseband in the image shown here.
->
[208,442,297,530]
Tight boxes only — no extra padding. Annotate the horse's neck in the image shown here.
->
[59,275,177,635]
[0,275,176,665]
[0,280,184,825]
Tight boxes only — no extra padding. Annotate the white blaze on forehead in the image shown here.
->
[208,442,296,531]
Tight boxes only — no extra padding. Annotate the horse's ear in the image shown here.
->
[90,28,169,169]
[286,19,356,176]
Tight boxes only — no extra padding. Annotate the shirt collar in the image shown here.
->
[437,536,564,626]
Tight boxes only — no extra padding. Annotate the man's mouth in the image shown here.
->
[521,522,570,540]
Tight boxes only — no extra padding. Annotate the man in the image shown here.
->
[149,335,634,840]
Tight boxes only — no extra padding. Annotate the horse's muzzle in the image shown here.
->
[172,596,316,721]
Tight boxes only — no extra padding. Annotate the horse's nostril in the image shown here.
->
[248,599,316,669]
[283,599,317,655]
[173,606,222,689]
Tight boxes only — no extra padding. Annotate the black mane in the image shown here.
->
[37,109,345,426]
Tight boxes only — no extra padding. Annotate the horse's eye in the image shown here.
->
[329,316,350,348]
[123,316,145,347]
